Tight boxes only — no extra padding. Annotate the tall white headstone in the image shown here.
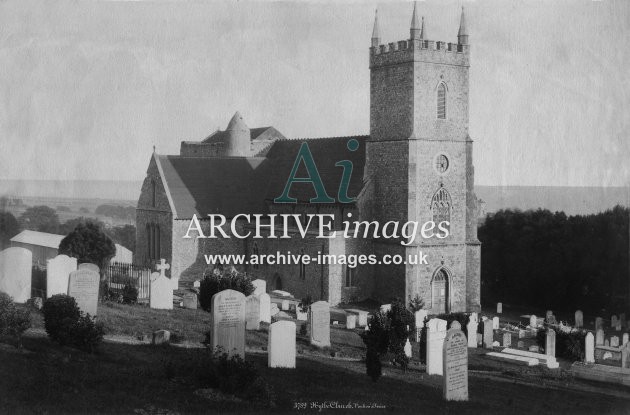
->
[0,247,32,303]
[496,303,502,314]
[529,315,537,329]
[210,289,246,358]
[443,328,468,401]
[47,255,77,298]
[585,332,595,363]
[466,320,478,348]
[309,301,331,348]
[67,268,100,316]
[426,318,448,375]
[150,271,173,310]
[245,294,261,331]
[483,320,494,349]
[574,310,583,328]
[259,293,271,324]
[492,316,499,330]
[251,279,266,296]
[268,320,296,368]
[595,329,604,346]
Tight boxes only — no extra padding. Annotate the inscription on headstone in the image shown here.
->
[443,328,468,401]
[211,289,246,358]
[67,269,100,316]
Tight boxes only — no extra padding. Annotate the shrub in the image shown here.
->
[43,294,81,344]
[408,294,425,312]
[42,294,104,352]
[121,281,139,305]
[199,266,254,312]
[361,312,389,382]
[199,349,275,407]
[0,291,31,348]
[386,299,414,370]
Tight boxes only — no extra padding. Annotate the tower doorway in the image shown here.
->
[431,268,450,314]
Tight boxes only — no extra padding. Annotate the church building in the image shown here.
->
[135,5,481,313]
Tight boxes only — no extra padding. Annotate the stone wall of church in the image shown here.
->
[134,156,173,269]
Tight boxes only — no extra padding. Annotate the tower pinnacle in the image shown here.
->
[371,9,380,47]
[410,2,421,40]
[457,6,469,45]
[420,16,426,39]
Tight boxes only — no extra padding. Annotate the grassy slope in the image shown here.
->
[1,303,629,414]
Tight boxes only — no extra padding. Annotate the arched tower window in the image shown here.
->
[431,187,451,233]
[345,266,354,287]
[147,223,161,262]
[437,83,446,119]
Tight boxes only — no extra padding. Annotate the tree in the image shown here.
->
[0,212,20,249]
[19,205,59,233]
[58,221,116,269]
[58,217,106,236]
[108,225,136,252]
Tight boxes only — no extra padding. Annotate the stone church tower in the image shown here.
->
[365,5,481,313]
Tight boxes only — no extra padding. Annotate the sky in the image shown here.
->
[0,0,628,187]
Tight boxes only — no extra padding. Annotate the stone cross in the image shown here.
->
[156,258,170,277]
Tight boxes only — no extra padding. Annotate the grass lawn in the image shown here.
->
[1,302,630,414]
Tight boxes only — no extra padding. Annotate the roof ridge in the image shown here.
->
[279,135,369,142]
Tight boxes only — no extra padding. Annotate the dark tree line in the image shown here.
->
[479,206,629,314]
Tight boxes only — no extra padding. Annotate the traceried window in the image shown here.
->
[431,187,451,233]
[437,83,446,119]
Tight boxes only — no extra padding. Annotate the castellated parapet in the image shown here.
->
[370,39,469,69]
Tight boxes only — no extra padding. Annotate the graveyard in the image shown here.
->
[1,255,630,414]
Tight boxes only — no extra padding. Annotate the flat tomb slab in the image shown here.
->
[486,352,539,366]
[501,348,559,368]
[571,362,630,387]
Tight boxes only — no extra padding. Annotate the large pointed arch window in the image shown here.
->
[431,187,451,233]
[437,83,446,119]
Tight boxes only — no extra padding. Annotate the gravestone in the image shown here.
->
[46,255,77,298]
[150,271,173,310]
[268,320,296,368]
[616,322,622,331]
[518,330,526,339]
[259,293,271,323]
[78,263,100,273]
[404,338,412,358]
[611,315,618,328]
[210,289,246,357]
[575,310,583,328]
[585,332,595,363]
[245,295,261,330]
[604,339,609,347]
[497,302,502,314]
[183,292,198,309]
[346,314,356,330]
[347,309,369,327]
[443,328,468,401]
[623,333,629,346]
[0,247,32,303]
[469,312,478,323]
[296,308,308,321]
[483,319,494,349]
[67,268,100,316]
[281,299,290,311]
[492,316,499,330]
[517,340,525,349]
[596,329,604,346]
[251,279,266,296]
[622,342,630,369]
[466,320,478,348]
[545,329,556,357]
[595,317,603,331]
[309,301,331,348]
[610,336,620,347]
[426,318,448,375]
[545,310,554,323]
[450,321,461,330]
[503,332,511,348]
[529,315,537,329]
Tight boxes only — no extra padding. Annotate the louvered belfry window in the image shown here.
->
[437,83,446,119]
